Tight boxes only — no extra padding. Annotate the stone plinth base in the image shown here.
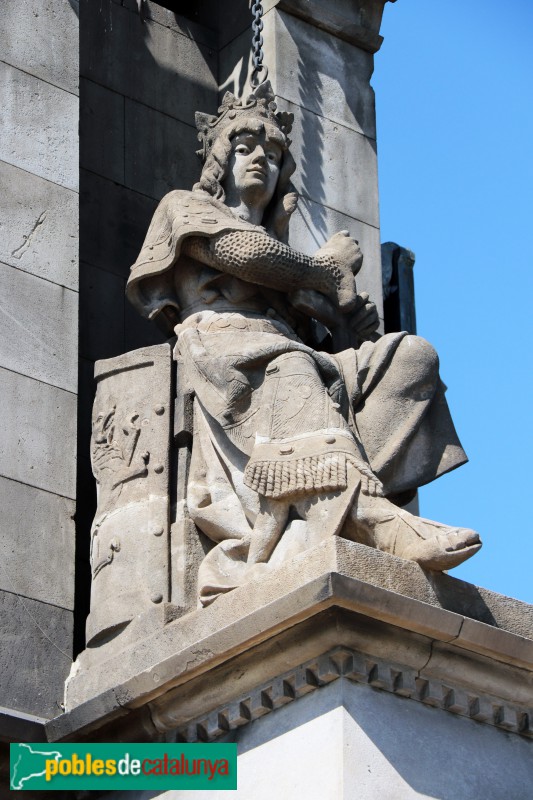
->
[57,538,532,745]
[99,676,533,800]
[19,538,529,799]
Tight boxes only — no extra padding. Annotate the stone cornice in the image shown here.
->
[274,0,395,53]
[46,539,533,745]
[170,646,533,743]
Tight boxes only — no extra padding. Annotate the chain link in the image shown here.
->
[250,1,268,88]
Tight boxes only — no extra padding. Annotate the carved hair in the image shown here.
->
[193,117,296,235]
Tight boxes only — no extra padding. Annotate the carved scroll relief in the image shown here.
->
[86,344,172,645]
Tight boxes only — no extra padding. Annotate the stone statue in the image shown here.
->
[123,82,481,608]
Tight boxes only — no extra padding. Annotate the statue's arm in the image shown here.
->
[181,229,359,311]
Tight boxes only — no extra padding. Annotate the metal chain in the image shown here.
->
[250,1,268,88]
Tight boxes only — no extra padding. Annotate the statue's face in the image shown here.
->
[225,130,282,208]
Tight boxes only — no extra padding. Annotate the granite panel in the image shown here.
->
[124,100,201,200]
[0,160,78,291]
[80,0,217,126]
[278,98,379,226]
[220,8,376,138]
[0,63,78,192]
[0,368,77,499]
[0,477,75,610]
[80,79,125,184]
[79,262,126,362]
[80,170,157,277]
[0,0,79,95]
[0,261,78,393]
[270,9,376,138]
[0,589,72,719]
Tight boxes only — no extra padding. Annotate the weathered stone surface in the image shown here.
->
[80,171,157,276]
[124,295,167,352]
[64,538,532,722]
[219,8,376,138]
[0,160,78,291]
[80,0,217,127]
[0,706,47,743]
[0,476,75,610]
[289,196,383,317]
[134,678,533,800]
[428,574,533,641]
[0,589,72,719]
[267,11,375,139]
[0,368,77,499]
[80,79,125,184]
[0,0,79,96]
[278,98,378,226]
[277,0,390,53]
[0,63,78,192]
[124,100,200,199]
[81,178,152,277]
[135,0,218,50]
[454,618,533,672]
[0,261,78,393]
[79,262,125,362]
[420,640,533,709]
[86,345,172,644]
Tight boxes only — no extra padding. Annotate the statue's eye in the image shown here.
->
[235,144,250,155]
[267,151,280,163]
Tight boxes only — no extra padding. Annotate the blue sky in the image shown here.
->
[373,0,533,602]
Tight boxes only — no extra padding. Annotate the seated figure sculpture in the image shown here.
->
[126,83,481,606]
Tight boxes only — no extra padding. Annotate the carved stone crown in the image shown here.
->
[195,81,294,161]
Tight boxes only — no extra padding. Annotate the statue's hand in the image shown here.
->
[290,289,380,347]
[315,231,362,310]
[348,292,380,341]
[317,231,363,277]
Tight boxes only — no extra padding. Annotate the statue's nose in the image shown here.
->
[252,147,267,163]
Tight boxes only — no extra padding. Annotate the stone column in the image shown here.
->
[0,0,79,722]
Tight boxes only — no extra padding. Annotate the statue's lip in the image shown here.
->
[246,166,268,177]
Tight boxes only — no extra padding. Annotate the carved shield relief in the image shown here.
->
[86,344,172,645]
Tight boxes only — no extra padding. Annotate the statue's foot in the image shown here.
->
[399,523,482,571]
[349,489,482,571]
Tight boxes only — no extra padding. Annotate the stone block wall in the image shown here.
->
[0,0,79,719]
[76,0,219,644]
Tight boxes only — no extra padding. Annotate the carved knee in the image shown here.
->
[395,335,439,389]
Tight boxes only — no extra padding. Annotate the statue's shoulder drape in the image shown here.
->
[126,189,258,330]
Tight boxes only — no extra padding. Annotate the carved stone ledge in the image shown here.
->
[52,539,533,747]
[166,646,532,743]
[275,0,396,53]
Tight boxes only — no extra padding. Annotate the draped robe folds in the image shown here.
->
[127,190,467,605]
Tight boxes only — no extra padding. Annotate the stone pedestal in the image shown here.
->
[54,538,533,797]
[107,678,533,800]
